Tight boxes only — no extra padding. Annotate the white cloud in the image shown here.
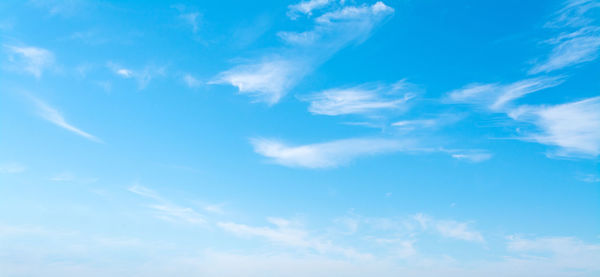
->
[28,95,102,143]
[181,12,200,33]
[108,62,166,89]
[218,217,370,259]
[447,76,565,111]
[288,0,332,19]
[509,96,600,157]
[530,29,600,74]
[414,213,484,243]
[150,204,205,224]
[129,183,205,224]
[213,2,394,104]
[444,149,493,163]
[4,45,54,78]
[530,0,600,73]
[303,82,415,116]
[212,59,306,104]
[250,137,413,168]
[0,162,26,174]
[577,173,600,183]
[183,74,202,88]
[507,236,600,271]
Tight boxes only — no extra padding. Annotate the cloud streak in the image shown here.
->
[212,1,394,104]
[303,82,416,116]
[4,45,54,78]
[530,0,600,74]
[509,96,600,157]
[129,183,205,224]
[447,76,565,111]
[28,95,102,143]
[251,137,413,168]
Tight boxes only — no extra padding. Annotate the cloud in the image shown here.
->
[50,172,98,183]
[447,150,493,163]
[447,76,565,111]
[183,74,202,88]
[250,137,413,168]
[530,28,600,74]
[212,59,305,104]
[530,0,600,74]
[577,173,600,183]
[212,1,394,104]
[303,82,416,116]
[172,5,201,33]
[4,45,54,78]
[129,183,205,224]
[0,162,26,174]
[414,213,484,243]
[509,96,600,157]
[288,0,332,19]
[218,217,370,259]
[507,236,600,271]
[180,12,201,33]
[28,0,88,17]
[108,62,166,89]
[28,95,102,143]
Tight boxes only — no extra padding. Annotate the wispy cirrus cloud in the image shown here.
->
[107,62,166,89]
[183,73,202,88]
[172,5,201,33]
[303,81,416,116]
[447,76,565,111]
[0,162,26,174]
[287,0,332,19]
[507,235,600,271]
[28,95,102,143]
[4,45,54,78]
[212,1,394,104]
[508,96,600,157]
[530,0,600,74]
[218,217,371,259]
[414,213,485,243]
[129,183,205,224]
[250,137,414,168]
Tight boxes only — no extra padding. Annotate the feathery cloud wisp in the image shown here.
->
[509,96,600,157]
[303,82,415,116]
[0,163,26,174]
[129,183,205,224]
[530,0,600,74]
[29,95,102,143]
[213,2,394,104]
[251,137,412,168]
[447,76,565,111]
[4,45,54,78]
[218,217,370,259]
[287,0,332,19]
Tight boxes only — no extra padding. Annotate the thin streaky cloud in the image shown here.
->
[414,213,484,243]
[287,0,332,19]
[28,95,102,143]
[129,183,205,224]
[250,137,414,168]
[217,217,371,259]
[4,45,54,78]
[0,162,26,174]
[212,1,394,104]
[530,0,600,74]
[303,82,416,116]
[183,74,202,88]
[509,96,600,157]
[447,76,565,111]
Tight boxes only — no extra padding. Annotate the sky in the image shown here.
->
[0,0,599,276]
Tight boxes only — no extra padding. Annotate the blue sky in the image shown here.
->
[1,0,599,276]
